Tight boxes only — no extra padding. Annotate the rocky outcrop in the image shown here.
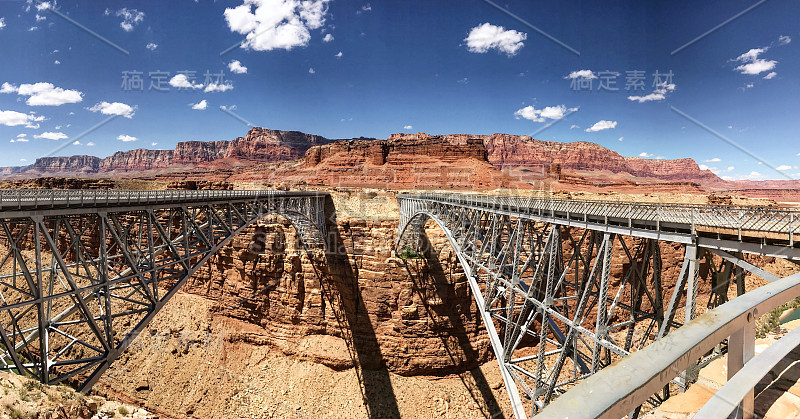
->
[225,128,332,162]
[32,155,101,173]
[173,141,230,164]
[0,177,116,190]
[99,149,174,171]
[185,215,494,376]
[281,135,516,189]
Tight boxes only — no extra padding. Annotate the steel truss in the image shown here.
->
[397,194,796,418]
[0,190,327,392]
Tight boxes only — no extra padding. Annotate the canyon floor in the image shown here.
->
[94,293,514,419]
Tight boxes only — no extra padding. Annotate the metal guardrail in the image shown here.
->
[402,193,800,237]
[536,272,800,419]
[0,189,326,211]
[695,325,800,418]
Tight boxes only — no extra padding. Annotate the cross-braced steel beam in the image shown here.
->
[397,193,800,418]
[0,190,327,392]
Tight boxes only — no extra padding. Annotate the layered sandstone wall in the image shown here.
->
[224,128,332,162]
[99,149,174,171]
[17,128,332,176]
[185,215,494,375]
[388,132,721,184]
[32,155,101,173]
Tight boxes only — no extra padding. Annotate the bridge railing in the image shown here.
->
[400,192,800,237]
[0,189,326,211]
[535,271,800,419]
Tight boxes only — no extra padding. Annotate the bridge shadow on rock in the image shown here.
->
[304,195,401,419]
[400,231,505,419]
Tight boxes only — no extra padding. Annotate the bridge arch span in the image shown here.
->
[396,207,531,416]
[397,193,800,418]
[0,190,328,392]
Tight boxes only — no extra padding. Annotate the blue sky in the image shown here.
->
[0,0,797,181]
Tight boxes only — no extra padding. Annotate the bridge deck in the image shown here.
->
[401,192,800,244]
[0,189,327,214]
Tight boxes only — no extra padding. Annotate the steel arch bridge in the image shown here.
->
[396,193,800,418]
[0,189,327,392]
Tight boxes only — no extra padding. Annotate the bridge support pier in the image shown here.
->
[728,312,756,419]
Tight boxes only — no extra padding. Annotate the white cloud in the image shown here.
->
[53,60,60,65]
[779,35,791,45]
[464,23,527,56]
[19,158,26,162]
[628,82,675,103]
[88,101,136,118]
[116,8,144,32]
[146,43,158,51]
[763,72,777,80]
[0,18,5,30]
[569,124,580,130]
[705,158,721,162]
[224,0,330,52]
[169,74,204,89]
[86,141,95,146]
[8,82,84,106]
[0,110,44,127]
[360,4,371,13]
[204,82,234,92]
[72,141,80,145]
[585,120,617,132]
[191,99,208,110]
[322,33,334,43]
[618,137,623,141]
[334,51,342,58]
[776,165,792,171]
[722,171,766,181]
[151,142,158,146]
[35,2,52,11]
[34,131,68,140]
[639,152,654,158]
[220,105,237,111]
[403,125,412,130]
[16,133,26,138]
[117,134,137,142]
[308,67,315,74]
[565,70,597,79]
[514,105,569,122]
[228,60,248,74]
[36,14,45,22]
[0,82,17,94]
[734,47,777,75]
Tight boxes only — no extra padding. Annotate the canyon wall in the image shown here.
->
[388,132,721,183]
[184,214,494,375]
[259,135,523,189]
[2,127,734,191]
[13,128,332,176]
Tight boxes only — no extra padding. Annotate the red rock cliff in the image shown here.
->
[388,132,721,183]
[225,127,332,162]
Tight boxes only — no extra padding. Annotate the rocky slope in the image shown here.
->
[0,371,152,418]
